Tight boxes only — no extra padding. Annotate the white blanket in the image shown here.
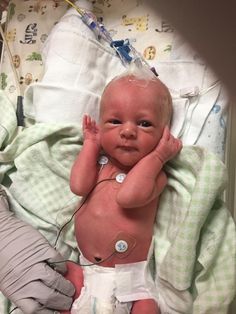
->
[23,5,124,125]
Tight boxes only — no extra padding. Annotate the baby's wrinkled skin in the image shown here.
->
[63,75,182,314]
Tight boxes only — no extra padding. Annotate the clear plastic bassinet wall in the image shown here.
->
[226,101,236,219]
[225,96,236,314]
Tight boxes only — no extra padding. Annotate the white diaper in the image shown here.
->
[71,256,157,314]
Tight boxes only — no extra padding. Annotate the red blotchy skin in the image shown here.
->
[66,76,182,313]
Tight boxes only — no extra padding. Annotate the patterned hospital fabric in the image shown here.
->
[0,0,228,160]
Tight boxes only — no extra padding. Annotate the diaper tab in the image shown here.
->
[83,266,116,302]
[115,261,156,303]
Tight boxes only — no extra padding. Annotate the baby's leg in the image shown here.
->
[64,261,84,299]
[61,261,84,314]
[131,299,160,314]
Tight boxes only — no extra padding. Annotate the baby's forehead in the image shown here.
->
[101,75,172,122]
[109,75,159,86]
[104,76,166,97]
[100,85,163,113]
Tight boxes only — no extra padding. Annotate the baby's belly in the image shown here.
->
[74,197,156,267]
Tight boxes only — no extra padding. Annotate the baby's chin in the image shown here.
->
[111,156,140,171]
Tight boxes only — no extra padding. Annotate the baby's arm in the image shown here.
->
[70,115,100,196]
[117,126,182,208]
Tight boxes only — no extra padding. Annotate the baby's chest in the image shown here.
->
[87,178,121,211]
[97,162,126,189]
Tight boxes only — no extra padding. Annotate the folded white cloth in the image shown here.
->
[24,4,124,125]
[168,32,228,159]
[154,61,221,145]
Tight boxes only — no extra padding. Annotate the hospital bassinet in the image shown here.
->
[0,1,235,313]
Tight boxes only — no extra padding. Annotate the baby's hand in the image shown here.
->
[83,115,100,145]
[155,126,182,164]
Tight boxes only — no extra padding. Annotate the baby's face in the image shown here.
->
[99,77,167,169]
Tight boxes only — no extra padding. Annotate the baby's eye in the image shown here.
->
[138,120,152,127]
[109,119,121,125]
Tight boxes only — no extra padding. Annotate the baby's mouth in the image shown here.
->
[118,146,137,152]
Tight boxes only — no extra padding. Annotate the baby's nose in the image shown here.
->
[120,122,137,139]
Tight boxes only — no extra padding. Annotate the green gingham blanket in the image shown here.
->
[0,91,235,313]
[154,146,236,313]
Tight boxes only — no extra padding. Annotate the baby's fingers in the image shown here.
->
[161,125,171,140]
[165,128,182,147]
[171,137,182,156]
[83,115,97,130]
[82,114,90,130]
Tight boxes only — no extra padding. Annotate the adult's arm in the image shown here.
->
[0,187,75,314]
